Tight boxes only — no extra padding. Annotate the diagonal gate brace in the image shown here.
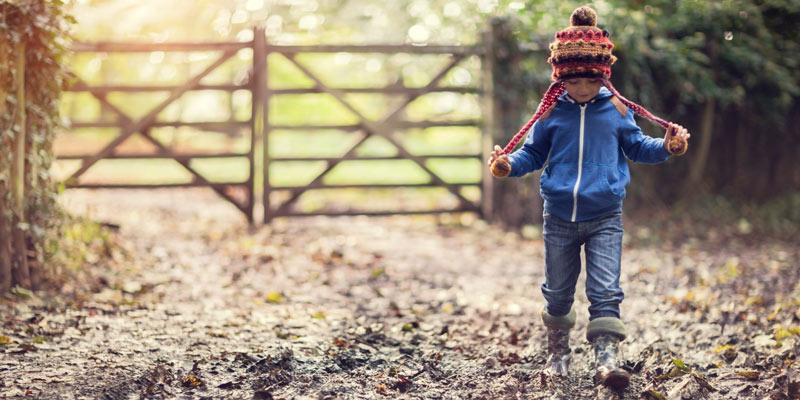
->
[68,49,238,182]
[272,53,478,216]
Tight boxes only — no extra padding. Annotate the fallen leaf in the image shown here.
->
[713,344,734,353]
[266,292,284,304]
[672,358,691,372]
[122,281,142,294]
[11,286,33,298]
[775,328,794,340]
[753,334,777,348]
[737,371,760,380]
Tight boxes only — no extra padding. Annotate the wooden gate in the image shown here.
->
[60,28,489,223]
[61,30,262,222]
[261,43,484,222]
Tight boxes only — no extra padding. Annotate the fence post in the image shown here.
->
[482,17,542,229]
[258,30,272,224]
[250,26,266,225]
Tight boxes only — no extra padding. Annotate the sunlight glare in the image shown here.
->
[298,14,318,30]
[87,57,102,75]
[238,48,254,61]
[449,67,472,86]
[237,29,254,42]
[245,0,265,11]
[149,51,165,64]
[441,27,456,41]
[365,58,382,72]
[231,9,248,24]
[443,2,462,18]
[508,2,524,11]
[333,52,352,66]
[478,0,498,13]
[408,24,430,43]
[162,65,177,81]
[434,93,458,113]
[266,15,283,35]
[424,14,441,28]
[188,53,210,62]
[408,0,429,17]
[213,9,232,36]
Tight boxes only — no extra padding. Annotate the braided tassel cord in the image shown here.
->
[490,81,565,178]
[600,78,669,129]
[502,81,566,154]
[601,78,687,154]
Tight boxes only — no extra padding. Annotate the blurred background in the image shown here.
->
[55,0,800,236]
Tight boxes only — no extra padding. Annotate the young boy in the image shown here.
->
[487,6,690,390]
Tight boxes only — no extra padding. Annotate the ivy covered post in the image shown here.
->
[482,17,542,229]
[0,33,11,292]
[0,1,72,293]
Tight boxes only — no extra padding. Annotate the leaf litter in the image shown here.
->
[0,188,798,399]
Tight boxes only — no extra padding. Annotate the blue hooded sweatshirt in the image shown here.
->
[508,87,671,222]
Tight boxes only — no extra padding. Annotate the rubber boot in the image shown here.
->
[592,334,630,389]
[587,317,629,389]
[541,307,576,377]
[545,327,571,376]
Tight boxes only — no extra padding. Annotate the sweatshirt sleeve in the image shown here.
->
[618,111,671,164]
[507,119,551,177]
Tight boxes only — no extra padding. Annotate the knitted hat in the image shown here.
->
[548,6,617,81]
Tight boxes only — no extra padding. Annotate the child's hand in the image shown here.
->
[488,145,511,178]
[665,123,691,156]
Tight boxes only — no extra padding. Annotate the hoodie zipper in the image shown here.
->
[571,104,587,222]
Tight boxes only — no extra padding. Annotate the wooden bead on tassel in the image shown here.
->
[665,125,689,156]
[490,157,511,178]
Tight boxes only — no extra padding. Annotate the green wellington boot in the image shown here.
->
[545,327,571,376]
[587,317,630,389]
[541,307,576,377]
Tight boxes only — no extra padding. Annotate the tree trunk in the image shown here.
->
[686,39,718,192]
[11,42,31,289]
[0,28,10,293]
[482,17,542,230]
[686,98,715,191]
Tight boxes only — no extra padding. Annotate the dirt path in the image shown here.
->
[1,189,798,399]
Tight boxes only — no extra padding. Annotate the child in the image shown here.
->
[487,6,690,390]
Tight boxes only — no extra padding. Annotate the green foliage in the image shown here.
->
[513,0,800,123]
[0,0,73,268]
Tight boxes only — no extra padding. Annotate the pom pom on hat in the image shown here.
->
[570,6,597,26]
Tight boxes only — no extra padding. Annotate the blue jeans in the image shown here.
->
[541,212,624,320]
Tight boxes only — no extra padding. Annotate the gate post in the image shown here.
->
[251,26,270,224]
[481,17,543,229]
